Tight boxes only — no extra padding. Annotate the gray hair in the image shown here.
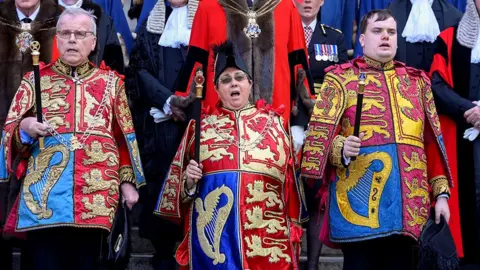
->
[56,8,97,36]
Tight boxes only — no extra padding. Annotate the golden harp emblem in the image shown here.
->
[336,152,392,228]
[195,185,234,265]
[23,145,69,219]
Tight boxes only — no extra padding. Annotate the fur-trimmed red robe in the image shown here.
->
[173,0,312,126]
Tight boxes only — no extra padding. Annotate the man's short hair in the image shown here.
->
[56,8,97,36]
[359,9,396,34]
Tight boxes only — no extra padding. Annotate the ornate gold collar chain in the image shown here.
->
[43,71,114,151]
[218,0,280,38]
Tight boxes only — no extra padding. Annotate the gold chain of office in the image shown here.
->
[218,0,280,38]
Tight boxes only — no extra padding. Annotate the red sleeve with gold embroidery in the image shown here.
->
[154,120,196,224]
[301,71,348,180]
[284,132,308,259]
[112,78,145,187]
[0,74,36,181]
[424,118,450,198]
[420,75,452,197]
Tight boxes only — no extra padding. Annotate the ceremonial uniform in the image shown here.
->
[430,0,480,262]
[173,0,311,125]
[0,59,145,267]
[155,101,308,270]
[301,56,452,269]
[307,23,348,99]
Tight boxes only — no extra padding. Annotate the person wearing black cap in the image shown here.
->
[154,40,308,270]
[163,0,313,158]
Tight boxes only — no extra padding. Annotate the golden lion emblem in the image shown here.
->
[402,152,427,177]
[244,206,287,235]
[406,205,428,227]
[161,200,174,210]
[246,180,284,210]
[81,194,115,223]
[200,116,235,162]
[244,235,291,263]
[405,177,429,204]
[82,169,118,195]
[83,141,118,166]
[163,182,176,197]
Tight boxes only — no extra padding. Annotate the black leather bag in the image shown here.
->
[107,201,130,264]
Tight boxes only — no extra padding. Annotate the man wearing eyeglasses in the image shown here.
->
[56,0,125,74]
[0,8,144,269]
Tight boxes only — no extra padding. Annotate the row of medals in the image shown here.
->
[315,53,339,62]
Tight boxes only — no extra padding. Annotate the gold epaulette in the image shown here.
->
[321,24,342,34]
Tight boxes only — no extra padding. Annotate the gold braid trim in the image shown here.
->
[429,175,450,198]
[119,166,135,185]
[329,135,346,167]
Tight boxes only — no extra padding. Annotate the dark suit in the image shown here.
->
[126,14,186,269]
[81,0,125,74]
[307,23,349,97]
[389,0,462,72]
[303,22,348,270]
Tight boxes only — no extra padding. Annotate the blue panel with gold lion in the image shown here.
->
[17,135,75,230]
[190,172,243,270]
[329,144,403,241]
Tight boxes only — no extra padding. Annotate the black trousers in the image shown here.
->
[22,227,105,270]
[342,235,417,270]
[0,238,13,269]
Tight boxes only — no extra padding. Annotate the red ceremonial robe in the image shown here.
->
[154,101,308,269]
[173,0,312,126]
[429,26,474,258]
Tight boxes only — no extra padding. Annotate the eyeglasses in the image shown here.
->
[57,30,95,40]
[218,72,248,85]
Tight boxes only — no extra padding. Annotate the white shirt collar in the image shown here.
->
[58,0,84,9]
[302,19,317,30]
[17,6,40,21]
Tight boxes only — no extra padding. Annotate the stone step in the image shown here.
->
[130,226,343,256]
[12,227,343,269]
[12,252,343,270]
[126,253,343,270]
